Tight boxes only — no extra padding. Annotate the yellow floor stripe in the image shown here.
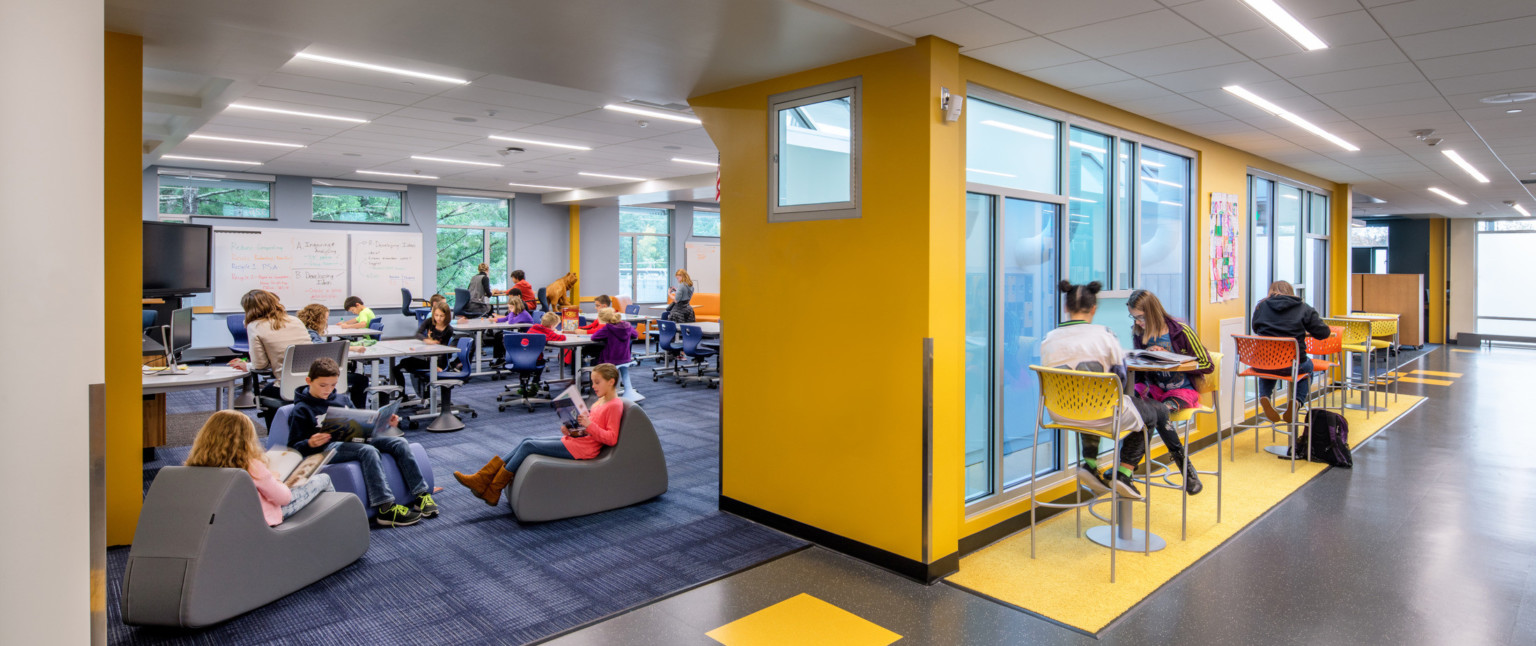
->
[1451,349,1479,354]
[1398,376,1455,386]
[1410,370,1462,378]
[706,593,901,646]
[947,394,1425,635]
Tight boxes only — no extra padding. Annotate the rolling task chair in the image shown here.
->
[401,288,430,319]
[677,324,719,389]
[227,314,250,353]
[410,337,477,432]
[498,333,552,412]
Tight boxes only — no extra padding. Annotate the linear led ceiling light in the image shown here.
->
[488,135,592,151]
[602,104,702,124]
[508,182,574,191]
[981,119,1053,140]
[1428,187,1467,205]
[1222,86,1359,151]
[1515,203,1532,217]
[1240,0,1328,51]
[356,170,438,179]
[410,155,502,167]
[228,103,369,123]
[293,52,468,84]
[1441,150,1491,183]
[671,157,718,167]
[579,171,649,181]
[160,155,262,165]
[186,134,304,148]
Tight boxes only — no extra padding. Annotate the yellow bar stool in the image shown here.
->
[1353,313,1401,403]
[1147,351,1224,540]
[1326,317,1383,417]
[1028,365,1155,583]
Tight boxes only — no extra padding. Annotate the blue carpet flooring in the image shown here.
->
[109,355,805,645]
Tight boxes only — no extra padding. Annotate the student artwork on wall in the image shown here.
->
[1210,192,1240,303]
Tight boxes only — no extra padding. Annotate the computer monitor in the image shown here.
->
[163,307,194,374]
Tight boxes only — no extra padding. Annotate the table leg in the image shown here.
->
[473,329,486,376]
[575,345,586,392]
[428,354,440,414]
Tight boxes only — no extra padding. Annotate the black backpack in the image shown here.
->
[1296,409,1352,468]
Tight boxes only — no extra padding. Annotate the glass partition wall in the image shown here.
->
[964,87,1195,508]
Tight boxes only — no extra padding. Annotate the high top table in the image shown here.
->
[454,318,536,376]
[142,365,247,460]
[323,325,382,341]
[346,340,460,419]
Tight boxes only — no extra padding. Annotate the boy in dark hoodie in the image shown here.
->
[1251,281,1332,423]
[289,357,437,527]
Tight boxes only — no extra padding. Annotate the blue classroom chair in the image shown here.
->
[497,333,551,412]
[677,324,719,388]
[227,314,250,354]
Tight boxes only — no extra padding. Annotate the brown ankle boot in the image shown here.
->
[477,468,515,506]
[453,456,504,498]
[1259,397,1282,423]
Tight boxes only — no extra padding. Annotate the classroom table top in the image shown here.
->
[347,339,461,360]
[454,319,535,331]
[325,325,382,338]
[683,322,721,336]
[547,335,600,347]
[142,365,246,392]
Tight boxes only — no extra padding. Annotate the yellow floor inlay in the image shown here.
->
[1410,369,1462,378]
[947,394,1425,635]
[1397,376,1455,386]
[1451,349,1479,354]
[706,593,901,646]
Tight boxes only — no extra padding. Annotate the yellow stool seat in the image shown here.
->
[1168,404,1212,423]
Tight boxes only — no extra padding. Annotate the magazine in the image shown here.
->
[1125,349,1197,369]
[316,401,401,444]
[551,384,590,436]
[265,446,338,487]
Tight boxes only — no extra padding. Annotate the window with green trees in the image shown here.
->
[158,175,271,218]
[620,207,671,303]
[436,195,511,305]
[692,210,721,237]
[312,185,403,223]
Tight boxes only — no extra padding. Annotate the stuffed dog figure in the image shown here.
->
[546,272,578,308]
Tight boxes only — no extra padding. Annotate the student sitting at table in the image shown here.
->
[186,409,335,526]
[288,358,436,527]
[507,269,538,312]
[228,290,310,426]
[576,303,611,334]
[528,311,567,357]
[592,309,638,366]
[1252,280,1331,423]
[454,363,623,506]
[1126,289,1210,494]
[392,301,456,399]
[337,296,375,329]
[1040,280,1164,499]
[489,298,537,364]
[294,302,370,408]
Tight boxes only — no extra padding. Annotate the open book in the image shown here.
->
[551,384,590,436]
[265,447,337,488]
[1125,349,1198,369]
[317,401,401,444]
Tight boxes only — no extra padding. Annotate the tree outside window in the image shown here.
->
[436,195,511,306]
[159,175,271,218]
[620,207,671,303]
[313,185,403,223]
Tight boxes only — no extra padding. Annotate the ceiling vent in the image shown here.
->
[1353,192,1387,205]
[626,99,695,114]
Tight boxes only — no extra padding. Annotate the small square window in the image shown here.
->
[159,174,272,219]
[313,185,403,223]
[692,210,720,237]
[769,78,860,222]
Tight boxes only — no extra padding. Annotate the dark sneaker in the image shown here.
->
[375,503,422,527]
[1182,468,1204,495]
[413,493,439,518]
[1076,464,1111,496]
[1105,468,1144,500]
[1259,397,1282,423]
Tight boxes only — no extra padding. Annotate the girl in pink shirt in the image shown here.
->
[454,363,625,506]
[185,410,334,526]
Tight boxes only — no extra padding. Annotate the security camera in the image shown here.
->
[496,147,524,157]
[1424,137,1443,147]
[637,120,650,128]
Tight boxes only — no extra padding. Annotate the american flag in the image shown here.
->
[714,155,721,201]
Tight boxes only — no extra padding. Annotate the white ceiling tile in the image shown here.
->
[1431,68,1536,99]
[1371,0,1536,37]
[437,85,596,116]
[973,0,1162,35]
[1416,44,1536,81]
[1221,26,1309,59]
[1305,10,1391,48]
[240,87,407,116]
[963,36,1089,71]
[1099,38,1246,77]
[893,7,1034,50]
[1116,93,1205,115]
[1153,107,1233,126]
[1288,62,1427,95]
[258,72,433,106]
[1022,60,1136,89]
[409,97,567,125]
[278,55,476,90]
[1394,14,1536,60]
[1073,78,1170,103]
[809,0,965,26]
[1168,0,1269,36]
[470,75,614,107]
[1280,0,1382,20]
[1145,61,1281,93]
[1045,9,1207,58]
[1315,81,1442,109]
[1333,96,1454,120]
[1259,39,1407,78]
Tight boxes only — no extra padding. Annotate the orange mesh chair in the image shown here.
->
[1147,351,1224,540]
[1028,365,1152,583]
[1325,317,1378,418]
[1306,326,1345,412]
[1231,335,1309,473]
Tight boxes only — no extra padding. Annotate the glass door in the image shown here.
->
[1001,197,1060,487]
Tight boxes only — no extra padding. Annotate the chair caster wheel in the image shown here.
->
[471,412,478,418]
[498,406,505,412]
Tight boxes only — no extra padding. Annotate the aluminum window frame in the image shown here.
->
[768,77,862,222]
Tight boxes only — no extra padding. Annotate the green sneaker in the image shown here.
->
[413,493,439,518]
[375,503,422,527]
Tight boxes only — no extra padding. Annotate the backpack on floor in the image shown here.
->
[1298,409,1352,468]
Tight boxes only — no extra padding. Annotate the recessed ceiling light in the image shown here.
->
[186,134,303,148]
[1507,109,1524,114]
[356,170,438,179]
[1480,92,1536,104]
[292,52,468,84]
[1223,86,1360,151]
[488,135,592,151]
[966,168,1017,178]
[1515,204,1531,217]
[160,155,262,165]
[579,171,649,181]
[228,103,369,123]
[508,182,573,191]
[1442,150,1491,183]
[1239,0,1329,51]
[671,157,718,167]
[981,119,1053,140]
[453,117,478,123]
[602,104,701,124]
[410,155,502,167]
[1428,187,1467,205]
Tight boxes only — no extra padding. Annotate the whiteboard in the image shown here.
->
[350,232,424,309]
[686,241,721,293]
[212,227,349,312]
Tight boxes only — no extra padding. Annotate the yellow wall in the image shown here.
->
[1428,218,1446,344]
[568,205,581,304]
[105,32,143,545]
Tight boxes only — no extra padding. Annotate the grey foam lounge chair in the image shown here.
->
[508,400,668,522]
[121,467,369,628]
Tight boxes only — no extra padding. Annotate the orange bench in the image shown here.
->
[667,292,720,322]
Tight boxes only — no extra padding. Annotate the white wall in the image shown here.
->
[1449,218,1475,341]
[580,205,622,299]
[0,0,100,641]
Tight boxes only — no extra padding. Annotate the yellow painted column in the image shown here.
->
[105,31,143,545]
[1330,185,1352,317]
[1427,218,1447,343]
[568,205,581,304]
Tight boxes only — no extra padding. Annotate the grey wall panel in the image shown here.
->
[513,196,570,289]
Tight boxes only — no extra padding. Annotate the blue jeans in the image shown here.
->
[329,436,428,508]
[280,473,334,520]
[503,437,573,472]
[1255,358,1314,404]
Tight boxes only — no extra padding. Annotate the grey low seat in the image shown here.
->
[121,467,369,628]
[508,399,668,522]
